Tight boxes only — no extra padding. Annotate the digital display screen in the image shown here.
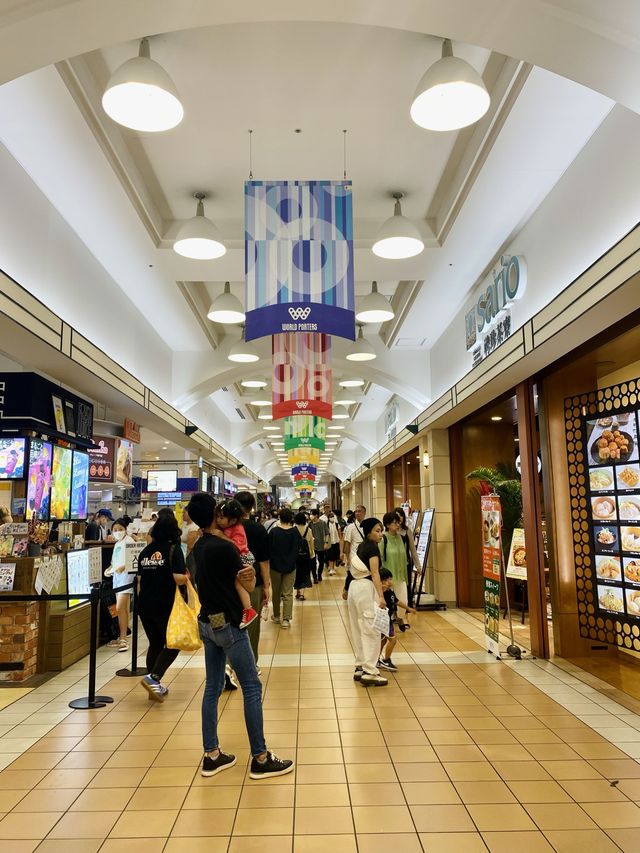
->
[70,451,89,520]
[0,437,26,480]
[26,439,52,520]
[50,445,72,520]
[116,438,133,486]
[147,470,178,492]
[415,508,435,570]
[201,471,208,492]
[66,548,90,609]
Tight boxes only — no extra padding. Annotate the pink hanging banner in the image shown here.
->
[272,333,332,420]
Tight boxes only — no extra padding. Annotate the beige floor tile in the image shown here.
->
[69,787,134,811]
[588,759,640,778]
[453,781,516,804]
[467,803,537,831]
[0,769,49,789]
[8,752,65,770]
[490,762,551,781]
[580,801,640,828]
[542,829,620,852]
[357,834,423,853]
[479,745,533,762]
[294,806,353,835]
[86,767,145,788]
[37,768,99,789]
[345,764,396,784]
[294,834,357,853]
[228,837,292,853]
[442,762,499,781]
[482,830,554,852]
[395,763,449,782]
[524,744,579,761]
[234,807,294,836]
[11,788,81,813]
[352,804,413,834]
[383,731,430,746]
[340,732,385,747]
[140,766,196,787]
[297,748,343,765]
[606,828,640,852]
[47,811,120,839]
[36,841,102,853]
[409,804,476,832]
[419,832,487,852]
[342,746,391,764]
[616,778,640,798]
[127,786,190,810]
[506,781,573,803]
[110,808,179,837]
[153,750,204,768]
[537,760,602,780]
[54,752,111,770]
[296,784,350,807]
[348,782,404,806]
[524,803,597,830]
[240,784,295,808]
[559,779,627,802]
[402,781,461,805]
[103,750,158,768]
[101,839,165,853]
[0,812,62,840]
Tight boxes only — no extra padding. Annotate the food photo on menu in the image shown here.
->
[595,554,622,581]
[616,464,640,490]
[623,557,640,585]
[586,412,638,466]
[597,583,625,614]
[620,526,640,553]
[589,466,615,491]
[625,588,640,616]
[593,525,618,552]
[591,495,617,521]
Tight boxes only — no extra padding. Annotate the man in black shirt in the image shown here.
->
[235,491,270,667]
[187,492,293,781]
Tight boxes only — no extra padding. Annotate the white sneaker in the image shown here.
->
[281,619,290,629]
[118,640,128,653]
[271,615,281,624]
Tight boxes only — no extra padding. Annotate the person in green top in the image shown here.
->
[381,511,410,629]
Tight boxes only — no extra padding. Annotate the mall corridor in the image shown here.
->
[0,576,639,852]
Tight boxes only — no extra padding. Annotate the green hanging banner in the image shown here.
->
[283,415,326,451]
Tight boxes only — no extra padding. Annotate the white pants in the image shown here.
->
[347,579,380,675]
[395,580,408,620]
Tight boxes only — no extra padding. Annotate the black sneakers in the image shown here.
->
[353,667,364,681]
[201,750,237,777]
[378,658,398,672]
[249,751,295,779]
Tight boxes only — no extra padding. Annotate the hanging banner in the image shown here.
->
[273,333,332,420]
[288,448,321,467]
[481,494,502,654]
[506,528,527,580]
[283,416,326,450]
[244,180,355,341]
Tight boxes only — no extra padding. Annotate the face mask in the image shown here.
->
[112,530,125,541]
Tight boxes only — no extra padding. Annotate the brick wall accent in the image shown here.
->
[0,601,39,681]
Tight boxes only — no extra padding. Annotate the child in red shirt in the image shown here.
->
[215,500,258,629]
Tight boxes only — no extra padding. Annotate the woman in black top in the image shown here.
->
[268,508,301,628]
[137,514,187,701]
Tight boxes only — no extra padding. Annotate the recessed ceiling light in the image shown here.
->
[242,378,268,388]
[334,399,356,406]
[340,379,365,388]
[328,425,345,431]
[258,413,273,420]
[250,399,272,407]
[332,413,349,420]
[491,416,503,422]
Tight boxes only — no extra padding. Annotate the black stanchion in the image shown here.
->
[69,587,114,709]
[116,580,147,678]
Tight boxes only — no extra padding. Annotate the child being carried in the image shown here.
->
[215,500,258,629]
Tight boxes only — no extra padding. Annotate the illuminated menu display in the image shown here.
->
[585,411,640,619]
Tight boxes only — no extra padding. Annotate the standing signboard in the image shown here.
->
[506,528,527,580]
[481,494,502,654]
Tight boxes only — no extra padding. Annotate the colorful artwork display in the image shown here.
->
[26,440,52,520]
[0,437,26,479]
[70,451,89,520]
[50,445,72,520]
[116,438,133,486]
[272,333,332,420]
[283,415,326,450]
[244,180,354,341]
[481,494,502,653]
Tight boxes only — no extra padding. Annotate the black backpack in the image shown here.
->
[298,526,311,559]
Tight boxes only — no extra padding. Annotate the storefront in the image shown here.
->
[385,446,421,511]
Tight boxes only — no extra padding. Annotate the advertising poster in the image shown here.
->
[506,528,527,580]
[51,395,66,433]
[50,445,72,520]
[125,541,146,574]
[481,494,502,653]
[88,436,115,482]
[70,451,89,519]
[87,547,102,584]
[66,549,90,607]
[26,440,52,520]
[416,509,434,569]
[0,437,26,479]
[0,563,16,591]
[115,438,133,486]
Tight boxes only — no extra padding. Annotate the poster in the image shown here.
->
[0,437,26,479]
[70,451,89,519]
[415,509,434,569]
[87,547,102,584]
[506,528,527,580]
[244,180,355,341]
[51,395,66,433]
[115,438,133,486]
[34,554,64,595]
[481,494,502,653]
[66,549,90,607]
[50,445,72,520]
[11,536,28,557]
[26,439,52,520]
[0,563,15,591]
[88,436,115,482]
[125,541,146,574]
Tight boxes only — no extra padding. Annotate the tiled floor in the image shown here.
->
[0,576,640,851]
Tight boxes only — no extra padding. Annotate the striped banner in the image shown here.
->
[273,333,332,420]
[245,180,355,341]
[283,416,326,451]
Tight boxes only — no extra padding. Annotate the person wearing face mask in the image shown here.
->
[105,518,135,652]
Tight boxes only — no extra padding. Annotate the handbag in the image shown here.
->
[372,606,390,636]
[166,579,202,651]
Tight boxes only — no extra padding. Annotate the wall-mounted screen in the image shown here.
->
[147,470,178,492]
[0,437,26,480]
[200,471,208,492]
[115,438,133,486]
[66,548,90,608]
[26,439,52,520]
[211,475,221,495]
[70,450,89,520]
[50,445,72,520]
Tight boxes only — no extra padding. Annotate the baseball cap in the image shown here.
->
[97,508,114,520]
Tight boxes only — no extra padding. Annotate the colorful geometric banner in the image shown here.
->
[288,448,321,467]
[273,333,332,420]
[244,180,355,341]
[283,416,326,451]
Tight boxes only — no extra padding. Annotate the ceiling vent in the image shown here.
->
[235,408,246,420]
[393,337,427,350]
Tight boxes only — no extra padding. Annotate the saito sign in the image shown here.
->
[465,255,526,362]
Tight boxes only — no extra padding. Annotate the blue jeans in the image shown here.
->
[199,620,266,757]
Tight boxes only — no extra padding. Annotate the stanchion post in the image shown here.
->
[69,586,114,709]
[116,579,147,678]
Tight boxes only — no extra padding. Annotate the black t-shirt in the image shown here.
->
[192,532,244,627]
[85,521,103,541]
[137,540,186,615]
[384,587,398,618]
[357,538,381,571]
[268,525,301,574]
[242,518,269,587]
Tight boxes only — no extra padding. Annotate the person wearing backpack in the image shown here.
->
[294,511,315,600]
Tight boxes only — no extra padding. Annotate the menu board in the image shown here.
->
[66,549,91,608]
[415,509,434,570]
[0,437,26,479]
[147,470,178,492]
[115,438,133,486]
[70,450,89,519]
[87,546,102,584]
[50,445,72,520]
[506,528,527,580]
[481,494,502,652]
[585,411,640,619]
[26,439,52,520]
[88,436,115,482]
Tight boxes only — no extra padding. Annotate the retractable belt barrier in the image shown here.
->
[0,578,141,710]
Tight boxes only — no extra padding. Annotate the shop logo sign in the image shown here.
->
[288,307,311,321]
[466,255,526,363]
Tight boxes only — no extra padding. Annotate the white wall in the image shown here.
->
[429,105,640,400]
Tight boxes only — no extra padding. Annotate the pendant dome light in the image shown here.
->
[102,38,184,132]
[410,38,490,132]
[228,328,259,363]
[242,378,268,388]
[346,326,376,362]
[356,281,395,323]
[207,282,245,324]
[339,378,365,388]
[174,193,226,260]
[372,193,424,260]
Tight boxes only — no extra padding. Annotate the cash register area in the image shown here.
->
[1,576,640,853]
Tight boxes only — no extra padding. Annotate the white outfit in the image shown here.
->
[110,534,135,593]
[328,519,340,545]
[347,578,381,676]
[181,521,198,543]
[343,521,364,552]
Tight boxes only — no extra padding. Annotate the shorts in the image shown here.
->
[386,621,395,639]
[327,543,340,562]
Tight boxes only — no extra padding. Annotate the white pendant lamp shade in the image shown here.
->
[207,282,245,323]
[356,281,395,323]
[242,378,268,388]
[339,378,365,388]
[174,194,226,260]
[228,330,259,363]
[346,327,376,362]
[410,39,490,132]
[102,38,184,132]
[372,194,424,259]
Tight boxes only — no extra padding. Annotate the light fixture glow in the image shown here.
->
[410,38,490,132]
[258,413,273,420]
[242,378,268,388]
[346,326,376,362]
[207,282,244,324]
[228,330,259,363]
[334,399,356,406]
[332,413,349,420]
[372,193,424,260]
[340,378,365,388]
[102,38,184,132]
[423,451,430,468]
[250,399,272,407]
[328,425,345,430]
[356,281,395,323]
[174,193,226,259]
[491,416,503,422]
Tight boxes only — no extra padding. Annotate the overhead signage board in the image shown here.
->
[88,437,115,482]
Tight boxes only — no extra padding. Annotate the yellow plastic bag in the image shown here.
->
[166,580,202,651]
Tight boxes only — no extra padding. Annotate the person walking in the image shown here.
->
[347,517,388,687]
[235,491,270,669]
[394,506,422,613]
[343,504,366,565]
[187,492,293,780]
[309,508,329,582]
[326,510,341,575]
[294,511,315,600]
[381,511,411,629]
[137,514,188,701]
[105,517,135,653]
[268,508,301,628]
